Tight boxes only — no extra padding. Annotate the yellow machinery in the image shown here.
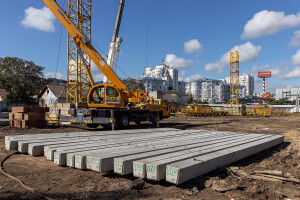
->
[229,51,240,115]
[41,0,169,128]
[66,0,91,104]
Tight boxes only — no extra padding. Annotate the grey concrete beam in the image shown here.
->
[5,128,176,151]
[53,130,212,165]
[115,134,248,176]
[165,135,283,184]
[75,131,230,170]
[48,130,209,161]
[143,134,268,181]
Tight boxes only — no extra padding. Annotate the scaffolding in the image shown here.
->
[229,51,240,115]
[67,0,92,105]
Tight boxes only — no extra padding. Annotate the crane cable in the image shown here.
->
[55,0,67,80]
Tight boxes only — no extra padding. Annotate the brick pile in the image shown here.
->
[9,107,49,128]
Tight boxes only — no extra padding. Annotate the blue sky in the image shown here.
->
[1,0,300,93]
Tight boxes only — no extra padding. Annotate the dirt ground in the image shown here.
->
[0,114,300,200]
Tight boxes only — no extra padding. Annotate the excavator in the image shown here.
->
[41,0,170,129]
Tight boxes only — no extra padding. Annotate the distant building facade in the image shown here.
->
[148,90,188,104]
[223,74,254,97]
[276,87,300,100]
[143,64,179,93]
[185,78,246,103]
[38,85,67,107]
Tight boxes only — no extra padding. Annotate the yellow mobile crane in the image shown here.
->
[41,0,170,129]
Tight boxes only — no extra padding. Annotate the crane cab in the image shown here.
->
[88,84,124,108]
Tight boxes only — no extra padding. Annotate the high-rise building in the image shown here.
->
[185,78,246,103]
[224,74,254,97]
[143,64,179,93]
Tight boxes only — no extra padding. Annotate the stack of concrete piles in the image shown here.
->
[5,128,284,185]
[9,107,49,128]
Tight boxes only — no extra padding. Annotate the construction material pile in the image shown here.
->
[5,128,283,184]
[9,107,49,128]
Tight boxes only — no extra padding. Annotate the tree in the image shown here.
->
[122,79,145,91]
[187,93,194,104]
[0,57,44,104]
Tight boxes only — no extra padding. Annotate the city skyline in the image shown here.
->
[1,0,300,94]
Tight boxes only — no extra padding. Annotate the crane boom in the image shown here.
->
[104,0,125,83]
[112,0,125,43]
[41,0,127,91]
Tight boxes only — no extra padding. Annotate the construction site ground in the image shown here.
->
[0,114,299,200]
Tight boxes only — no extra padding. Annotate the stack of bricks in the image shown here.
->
[9,107,49,128]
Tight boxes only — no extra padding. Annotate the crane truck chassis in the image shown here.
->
[60,98,170,129]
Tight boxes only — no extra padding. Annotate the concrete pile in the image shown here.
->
[5,128,283,184]
[9,107,49,128]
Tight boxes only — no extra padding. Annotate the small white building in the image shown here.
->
[38,85,67,107]
[163,91,188,105]
[148,90,187,104]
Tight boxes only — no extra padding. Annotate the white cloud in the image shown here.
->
[241,10,300,39]
[91,61,105,82]
[21,7,56,32]
[292,50,300,65]
[205,42,262,74]
[69,58,105,82]
[289,30,300,46]
[251,64,281,76]
[44,72,66,80]
[184,39,203,53]
[184,74,204,82]
[164,54,194,69]
[250,63,300,80]
[279,67,300,79]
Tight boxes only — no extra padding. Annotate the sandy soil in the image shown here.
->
[0,115,299,200]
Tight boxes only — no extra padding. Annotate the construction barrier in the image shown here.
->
[179,104,288,117]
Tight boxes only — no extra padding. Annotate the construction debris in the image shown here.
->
[9,107,49,128]
[4,128,283,185]
[229,168,300,184]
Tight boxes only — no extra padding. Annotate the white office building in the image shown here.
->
[224,74,254,97]
[186,78,246,103]
[143,64,179,93]
[276,87,300,100]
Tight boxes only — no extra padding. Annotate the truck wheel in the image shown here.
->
[86,123,99,128]
[118,114,130,129]
[135,120,141,125]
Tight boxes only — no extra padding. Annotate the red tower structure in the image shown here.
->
[258,71,272,99]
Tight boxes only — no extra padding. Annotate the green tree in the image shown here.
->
[122,79,145,91]
[187,93,194,104]
[0,57,44,104]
